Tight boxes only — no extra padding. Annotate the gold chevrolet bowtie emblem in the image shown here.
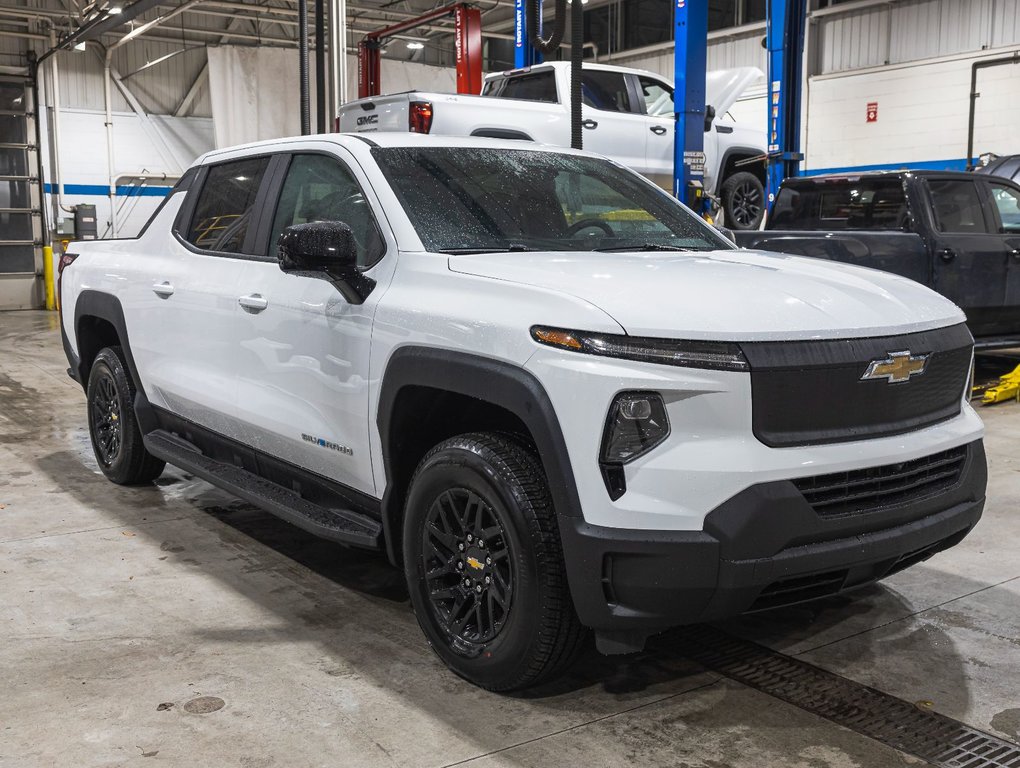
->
[466,556,484,571]
[861,351,930,384]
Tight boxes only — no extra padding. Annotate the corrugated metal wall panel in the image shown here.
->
[887,0,942,64]
[112,42,207,115]
[819,5,887,73]
[990,0,1020,47]
[606,32,767,82]
[819,0,1020,74]
[55,49,130,112]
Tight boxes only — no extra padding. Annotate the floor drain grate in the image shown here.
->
[677,626,1020,768]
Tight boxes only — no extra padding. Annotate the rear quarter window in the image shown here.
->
[484,71,558,103]
[770,178,909,231]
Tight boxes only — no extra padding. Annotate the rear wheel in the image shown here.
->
[86,347,165,485]
[721,171,765,230]
[403,433,585,691]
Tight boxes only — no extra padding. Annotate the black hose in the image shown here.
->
[298,0,310,135]
[527,0,567,54]
[315,0,326,133]
[570,0,583,150]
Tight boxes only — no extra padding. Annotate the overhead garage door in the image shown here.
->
[0,75,42,310]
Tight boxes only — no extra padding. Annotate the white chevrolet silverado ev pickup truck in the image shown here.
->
[337,62,768,229]
[60,133,986,692]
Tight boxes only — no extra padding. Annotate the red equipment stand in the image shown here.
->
[357,3,483,100]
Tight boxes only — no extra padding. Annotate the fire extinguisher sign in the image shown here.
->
[866,102,878,122]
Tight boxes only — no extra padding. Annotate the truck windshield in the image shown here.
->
[770,178,909,231]
[371,147,730,254]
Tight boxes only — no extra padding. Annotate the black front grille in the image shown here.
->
[794,445,968,519]
[743,323,973,447]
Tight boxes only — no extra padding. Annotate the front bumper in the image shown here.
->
[561,439,986,636]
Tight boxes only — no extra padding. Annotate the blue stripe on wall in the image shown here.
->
[803,158,971,176]
[42,183,172,198]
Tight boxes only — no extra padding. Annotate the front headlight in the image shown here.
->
[530,326,748,371]
[599,391,670,500]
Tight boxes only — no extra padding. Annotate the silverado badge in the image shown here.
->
[861,351,930,384]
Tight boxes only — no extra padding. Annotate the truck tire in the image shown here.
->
[403,432,585,691]
[721,171,765,230]
[86,347,165,485]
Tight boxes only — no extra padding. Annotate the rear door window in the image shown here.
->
[484,71,557,103]
[926,178,992,234]
[186,157,270,253]
[636,76,673,117]
[581,71,631,113]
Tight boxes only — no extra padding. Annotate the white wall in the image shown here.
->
[41,109,214,238]
[805,46,1020,173]
[207,46,458,147]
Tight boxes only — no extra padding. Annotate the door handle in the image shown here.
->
[650,125,668,135]
[152,281,174,298]
[238,293,269,312]
[582,119,598,130]
[938,248,957,262]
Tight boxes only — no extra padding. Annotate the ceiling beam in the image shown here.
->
[54,0,165,52]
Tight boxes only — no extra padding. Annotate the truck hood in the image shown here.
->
[706,67,763,117]
[447,249,965,341]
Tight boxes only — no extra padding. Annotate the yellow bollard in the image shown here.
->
[43,245,56,311]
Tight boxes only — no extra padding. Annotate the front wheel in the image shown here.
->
[86,347,165,485]
[720,171,765,230]
[403,433,585,691]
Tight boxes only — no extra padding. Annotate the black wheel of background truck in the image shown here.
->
[403,432,585,691]
[721,171,765,230]
[86,347,165,485]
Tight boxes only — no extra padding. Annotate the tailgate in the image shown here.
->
[736,230,931,286]
[337,94,412,133]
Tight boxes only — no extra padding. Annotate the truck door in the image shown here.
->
[578,70,647,177]
[925,176,1011,337]
[232,149,390,495]
[631,74,674,191]
[128,156,269,440]
[985,178,1020,335]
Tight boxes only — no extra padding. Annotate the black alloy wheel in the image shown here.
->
[403,433,585,691]
[89,368,123,466]
[722,171,765,230]
[422,487,514,649]
[86,346,165,485]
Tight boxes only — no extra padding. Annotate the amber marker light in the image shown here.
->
[531,327,583,350]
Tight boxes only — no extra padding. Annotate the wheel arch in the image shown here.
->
[71,290,158,434]
[376,347,583,566]
[719,147,767,187]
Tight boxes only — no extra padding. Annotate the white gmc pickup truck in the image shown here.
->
[60,133,985,691]
[338,62,768,229]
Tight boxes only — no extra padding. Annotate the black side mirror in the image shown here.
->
[704,105,717,132]
[279,221,357,273]
[278,221,375,304]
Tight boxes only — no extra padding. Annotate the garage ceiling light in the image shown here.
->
[406,41,424,50]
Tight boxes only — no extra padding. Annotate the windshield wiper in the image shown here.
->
[438,243,533,255]
[593,243,698,252]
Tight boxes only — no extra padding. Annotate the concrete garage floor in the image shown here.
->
[1,310,1018,768]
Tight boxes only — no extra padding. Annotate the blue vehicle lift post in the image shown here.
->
[673,0,708,211]
[515,0,543,68]
[765,0,808,209]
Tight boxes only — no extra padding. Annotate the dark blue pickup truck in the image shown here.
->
[734,170,1020,345]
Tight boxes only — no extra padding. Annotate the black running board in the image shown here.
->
[144,430,383,549]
